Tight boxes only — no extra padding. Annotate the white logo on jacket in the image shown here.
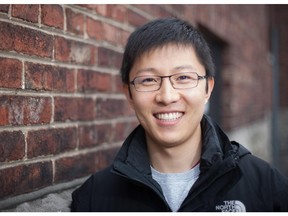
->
[215,200,246,212]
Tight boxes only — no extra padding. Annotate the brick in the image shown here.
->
[77,69,112,93]
[54,97,95,122]
[0,161,53,199]
[77,4,96,11]
[0,4,9,13]
[41,4,64,29]
[114,121,138,142]
[27,127,77,158]
[88,17,129,47]
[133,5,172,18]
[54,148,118,183]
[98,47,122,69]
[12,4,39,23]
[78,124,113,149]
[96,98,132,119]
[0,57,22,89]
[106,5,127,22]
[0,131,25,162]
[90,5,127,22]
[94,5,127,22]
[66,8,84,35]
[127,9,148,27]
[120,30,130,46]
[25,62,75,93]
[0,95,52,126]
[0,106,9,125]
[102,23,121,45]
[88,21,129,46]
[86,17,103,41]
[94,5,107,16]
[54,36,96,65]
[113,74,124,93]
[0,22,53,58]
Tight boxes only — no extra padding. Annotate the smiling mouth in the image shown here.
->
[154,112,184,121]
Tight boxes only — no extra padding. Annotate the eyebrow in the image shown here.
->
[135,65,197,75]
[173,65,197,71]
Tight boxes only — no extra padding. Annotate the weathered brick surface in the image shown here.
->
[54,148,118,183]
[114,121,139,142]
[0,57,22,89]
[77,69,112,93]
[0,131,25,162]
[54,36,96,65]
[66,8,84,35]
[11,4,39,23]
[98,47,122,69]
[96,98,132,119]
[41,4,63,29]
[0,4,9,13]
[0,95,52,126]
[0,161,53,199]
[0,22,53,58]
[78,124,113,149]
[54,97,96,121]
[27,127,77,158]
[86,17,103,41]
[127,9,149,27]
[25,62,76,93]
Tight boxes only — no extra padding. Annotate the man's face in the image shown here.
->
[124,44,214,149]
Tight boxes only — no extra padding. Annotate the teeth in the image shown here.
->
[155,112,183,121]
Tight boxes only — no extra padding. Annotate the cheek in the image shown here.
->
[185,92,207,110]
[130,93,152,113]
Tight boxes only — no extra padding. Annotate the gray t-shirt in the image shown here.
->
[151,164,200,212]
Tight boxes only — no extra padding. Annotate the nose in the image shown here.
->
[155,78,180,105]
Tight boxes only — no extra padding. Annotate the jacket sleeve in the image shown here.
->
[70,175,94,212]
[271,167,288,211]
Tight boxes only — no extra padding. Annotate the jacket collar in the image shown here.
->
[112,114,249,179]
[112,125,151,177]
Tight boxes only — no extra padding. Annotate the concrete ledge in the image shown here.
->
[3,188,74,212]
[0,176,88,211]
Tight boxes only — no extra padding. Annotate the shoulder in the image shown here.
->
[238,150,285,181]
[238,151,288,210]
[234,143,279,176]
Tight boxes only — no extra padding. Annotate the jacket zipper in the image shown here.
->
[112,165,172,211]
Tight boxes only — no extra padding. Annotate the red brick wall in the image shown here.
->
[270,5,288,108]
[0,4,272,201]
[187,5,272,130]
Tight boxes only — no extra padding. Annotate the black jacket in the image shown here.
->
[71,115,288,212]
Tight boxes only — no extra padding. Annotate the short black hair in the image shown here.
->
[120,17,215,84]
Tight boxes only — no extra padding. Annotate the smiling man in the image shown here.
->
[71,17,288,212]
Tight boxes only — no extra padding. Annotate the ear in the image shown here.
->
[123,84,135,110]
[205,77,214,104]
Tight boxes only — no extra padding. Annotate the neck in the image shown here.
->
[147,126,202,173]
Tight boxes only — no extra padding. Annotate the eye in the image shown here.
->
[137,77,159,86]
[175,74,195,83]
[174,73,198,82]
[177,75,192,80]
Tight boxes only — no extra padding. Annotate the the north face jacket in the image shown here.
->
[71,115,288,212]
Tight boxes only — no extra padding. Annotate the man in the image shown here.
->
[71,17,288,212]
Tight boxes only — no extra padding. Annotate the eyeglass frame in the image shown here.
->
[129,72,208,92]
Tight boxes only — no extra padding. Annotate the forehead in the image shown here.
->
[139,43,196,60]
[131,44,204,75]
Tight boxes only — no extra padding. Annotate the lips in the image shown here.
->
[154,112,183,121]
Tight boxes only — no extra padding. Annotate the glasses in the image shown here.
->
[130,72,208,92]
